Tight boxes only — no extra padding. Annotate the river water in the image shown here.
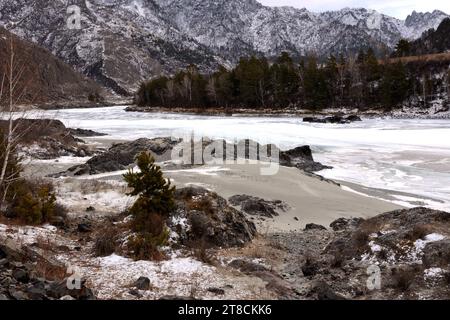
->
[37,106,450,210]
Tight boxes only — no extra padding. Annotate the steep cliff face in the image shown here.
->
[0,0,448,95]
[408,18,450,55]
[154,0,448,59]
[0,27,105,105]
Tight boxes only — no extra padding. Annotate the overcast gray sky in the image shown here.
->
[258,0,450,19]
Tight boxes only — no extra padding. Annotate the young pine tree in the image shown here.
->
[123,151,176,260]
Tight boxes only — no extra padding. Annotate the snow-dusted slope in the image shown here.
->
[155,0,449,59]
[0,0,226,94]
[0,0,448,94]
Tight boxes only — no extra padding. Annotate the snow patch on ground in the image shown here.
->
[55,180,135,216]
[72,253,266,300]
[408,233,446,263]
[165,167,231,176]
[424,267,445,281]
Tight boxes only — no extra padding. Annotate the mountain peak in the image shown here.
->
[1,1,448,94]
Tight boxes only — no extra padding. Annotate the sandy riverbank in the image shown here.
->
[27,156,404,232]
[162,163,403,232]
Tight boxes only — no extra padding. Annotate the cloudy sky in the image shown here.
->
[258,0,450,19]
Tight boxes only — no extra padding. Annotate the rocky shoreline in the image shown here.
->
[1,204,449,300]
[125,104,450,120]
[1,119,449,300]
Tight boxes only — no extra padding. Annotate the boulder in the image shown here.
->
[128,289,143,298]
[422,240,450,268]
[47,279,96,300]
[8,289,28,300]
[171,187,257,248]
[228,259,269,273]
[0,119,93,160]
[345,115,362,122]
[134,277,151,290]
[207,287,225,295]
[26,285,47,300]
[280,146,331,172]
[228,195,289,218]
[68,128,108,137]
[77,223,92,233]
[303,115,361,125]
[304,223,327,231]
[12,268,30,283]
[330,217,364,232]
[61,137,179,176]
[312,281,346,300]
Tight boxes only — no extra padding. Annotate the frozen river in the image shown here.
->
[38,106,450,211]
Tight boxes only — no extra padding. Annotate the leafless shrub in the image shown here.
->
[192,239,216,266]
[93,228,119,257]
[404,224,433,241]
[392,268,417,292]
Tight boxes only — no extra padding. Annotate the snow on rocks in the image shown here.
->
[68,253,269,300]
[423,267,445,281]
[408,233,446,263]
[54,179,136,216]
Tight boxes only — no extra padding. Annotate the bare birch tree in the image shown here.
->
[0,32,36,208]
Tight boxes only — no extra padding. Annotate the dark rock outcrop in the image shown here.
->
[170,187,257,248]
[303,115,362,124]
[329,217,365,232]
[312,281,347,300]
[304,223,327,231]
[46,280,95,300]
[280,146,332,172]
[228,195,289,218]
[68,128,108,137]
[134,277,151,291]
[0,239,96,300]
[422,240,450,268]
[59,137,180,176]
[0,118,94,159]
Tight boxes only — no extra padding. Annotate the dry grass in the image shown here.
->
[79,180,129,195]
[34,257,68,281]
[353,219,382,251]
[93,228,119,257]
[192,239,217,266]
[35,235,56,253]
[383,52,450,65]
[186,197,215,215]
[392,268,418,292]
[404,224,433,242]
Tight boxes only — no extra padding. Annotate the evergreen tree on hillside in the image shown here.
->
[124,152,176,260]
[303,56,330,110]
[381,62,410,108]
[324,55,339,106]
[270,52,300,107]
[235,57,270,107]
[394,39,411,58]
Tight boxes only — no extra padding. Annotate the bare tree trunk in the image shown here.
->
[0,37,15,194]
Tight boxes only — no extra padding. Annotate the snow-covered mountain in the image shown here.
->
[0,0,448,94]
[155,0,448,59]
[0,0,227,94]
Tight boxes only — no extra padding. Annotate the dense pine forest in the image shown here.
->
[136,20,450,111]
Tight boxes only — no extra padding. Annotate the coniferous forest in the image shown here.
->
[136,46,450,111]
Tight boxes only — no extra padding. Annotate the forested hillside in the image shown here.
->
[394,18,450,57]
[135,50,450,111]
[0,28,105,106]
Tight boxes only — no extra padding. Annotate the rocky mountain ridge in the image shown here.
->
[0,0,448,95]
